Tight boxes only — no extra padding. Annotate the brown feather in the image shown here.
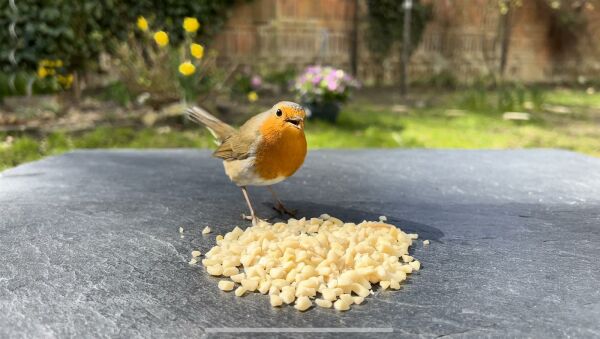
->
[186,105,273,161]
[212,111,269,160]
[185,106,236,142]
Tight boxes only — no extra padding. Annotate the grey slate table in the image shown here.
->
[1,149,599,338]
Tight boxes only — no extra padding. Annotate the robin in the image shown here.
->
[186,102,307,225]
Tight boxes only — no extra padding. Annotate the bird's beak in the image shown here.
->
[285,117,304,129]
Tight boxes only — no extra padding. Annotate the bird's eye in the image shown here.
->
[276,109,283,117]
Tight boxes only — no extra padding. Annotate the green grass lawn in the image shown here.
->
[2,87,600,171]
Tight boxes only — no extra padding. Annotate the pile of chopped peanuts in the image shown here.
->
[194,214,422,312]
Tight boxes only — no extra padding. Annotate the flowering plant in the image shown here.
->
[36,59,73,89]
[116,15,220,105]
[293,66,359,105]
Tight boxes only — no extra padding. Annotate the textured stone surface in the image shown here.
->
[1,149,599,338]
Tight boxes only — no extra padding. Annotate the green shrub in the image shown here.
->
[0,136,40,168]
[459,83,545,113]
[73,127,138,148]
[264,67,297,92]
[0,1,235,77]
[414,70,458,89]
[99,81,132,107]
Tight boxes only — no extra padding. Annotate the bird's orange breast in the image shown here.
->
[254,120,307,180]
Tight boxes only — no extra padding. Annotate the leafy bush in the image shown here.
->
[0,136,40,168]
[0,70,63,100]
[230,70,263,103]
[263,68,297,92]
[230,67,298,102]
[0,1,235,77]
[99,81,132,107]
[0,1,125,74]
[413,70,458,89]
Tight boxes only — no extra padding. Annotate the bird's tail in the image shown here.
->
[185,106,236,143]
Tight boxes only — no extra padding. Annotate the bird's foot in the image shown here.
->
[273,203,297,217]
[242,213,264,226]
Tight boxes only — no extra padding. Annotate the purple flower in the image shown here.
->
[251,75,262,89]
[327,79,338,91]
[294,64,358,103]
[306,66,319,75]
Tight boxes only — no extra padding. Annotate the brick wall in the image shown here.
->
[212,0,600,85]
[212,0,354,70]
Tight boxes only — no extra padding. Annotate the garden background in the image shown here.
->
[2,0,600,170]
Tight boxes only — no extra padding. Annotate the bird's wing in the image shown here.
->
[186,106,236,143]
[213,111,269,160]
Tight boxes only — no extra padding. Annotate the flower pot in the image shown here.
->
[304,101,341,123]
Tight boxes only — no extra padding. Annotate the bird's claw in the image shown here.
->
[242,213,263,226]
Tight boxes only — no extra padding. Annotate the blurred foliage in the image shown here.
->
[1,1,121,73]
[72,127,213,148]
[459,83,546,113]
[230,72,257,101]
[0,71,61,98]
[98,81,132,107]
[0,136,39,168]
[0,127,214,170]
[127,0,236,44]
[308,88,600,155]
[545,87,600,108]
[231,67,297,101]
[113,24,225,105]
[412,70,458,89]
[3,87,600,170]
[365,0,432,60]
[539,0,596,56]
[0,0,236,75]
[263,68,297,92]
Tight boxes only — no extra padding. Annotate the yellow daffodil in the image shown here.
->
[247,91,258,102]
[178,61,196,76]
[153,31,169,47]
[190,43,204,59]
[183,17,200,33]
[57,74,73,88]
[137,16,149,32]
[63,74,74,88]
[37,67,48,78]
[39,59,63,68]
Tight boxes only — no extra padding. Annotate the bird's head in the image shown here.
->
[262,101,307,135]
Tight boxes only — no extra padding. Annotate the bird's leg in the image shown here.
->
[268,186,297,217]
[240,186,259,226]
